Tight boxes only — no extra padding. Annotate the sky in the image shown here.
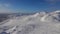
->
[0,0,60,13]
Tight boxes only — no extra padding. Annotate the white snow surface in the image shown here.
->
[0,11,60,34]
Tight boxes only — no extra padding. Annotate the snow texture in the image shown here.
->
[0,10,60,34]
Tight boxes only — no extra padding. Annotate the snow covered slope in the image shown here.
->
[0,10,60,34]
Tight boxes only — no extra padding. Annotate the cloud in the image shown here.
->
[0,3,14,13]
[4,4,10,7]
[0,3,10,8]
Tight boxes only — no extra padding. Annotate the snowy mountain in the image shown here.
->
[0,11,60,34]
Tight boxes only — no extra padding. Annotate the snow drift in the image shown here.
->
[0,10,60,34]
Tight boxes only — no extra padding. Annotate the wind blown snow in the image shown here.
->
[0,11,60,34]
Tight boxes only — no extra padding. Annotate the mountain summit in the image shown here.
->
[0,11,60,34]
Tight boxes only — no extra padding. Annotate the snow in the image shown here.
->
[0,10,60,34]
